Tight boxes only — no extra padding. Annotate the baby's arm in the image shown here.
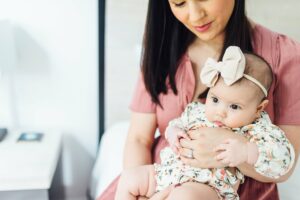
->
[247,116,295,179]
[165,123,189,154]
[214,138,258,167]
[216,112,295,179]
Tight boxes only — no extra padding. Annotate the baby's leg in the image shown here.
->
[166,182,219,200]
[115,165,156,200]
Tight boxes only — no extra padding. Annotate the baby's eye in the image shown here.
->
[212,97,218,103]
[230,104,241,110]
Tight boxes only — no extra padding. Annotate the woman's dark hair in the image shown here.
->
[141,0,253,106]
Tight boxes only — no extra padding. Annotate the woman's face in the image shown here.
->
[168,0,235,43]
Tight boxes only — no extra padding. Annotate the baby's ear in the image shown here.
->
[256,99,269,118]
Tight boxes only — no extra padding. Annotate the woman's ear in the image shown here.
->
[256,99,269,118]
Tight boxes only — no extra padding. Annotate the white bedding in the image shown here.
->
[89,121,129,199]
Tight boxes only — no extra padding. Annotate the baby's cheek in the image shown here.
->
[226,116,245,128]
[226,121,238,129]
[205,111,214,123]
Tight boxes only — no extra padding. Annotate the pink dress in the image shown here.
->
[97,24,300,200]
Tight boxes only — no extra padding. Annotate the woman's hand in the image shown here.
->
[178,127,247,168]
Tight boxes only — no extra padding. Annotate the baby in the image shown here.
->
[115,46,295,200]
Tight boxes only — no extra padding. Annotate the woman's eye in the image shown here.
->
[230,104,240,110]
[173,1,186,7]
[212,97,218,103]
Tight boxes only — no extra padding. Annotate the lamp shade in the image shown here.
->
[0,20,16,73]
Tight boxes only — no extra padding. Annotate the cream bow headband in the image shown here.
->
[200,46,268,97]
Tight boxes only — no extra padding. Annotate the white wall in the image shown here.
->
[0,0,98,199]
[105,0,148,128]
[247,0,300,41]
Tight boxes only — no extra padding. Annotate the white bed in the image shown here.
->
[89,121,129,199]
[89,121,300,200]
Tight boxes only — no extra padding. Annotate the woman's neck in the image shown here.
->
[188,38,223,66]
[192,36,224,55]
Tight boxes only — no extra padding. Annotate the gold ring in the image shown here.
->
[187,149,194,159]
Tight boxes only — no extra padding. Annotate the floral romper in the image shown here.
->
[154,102,295,200]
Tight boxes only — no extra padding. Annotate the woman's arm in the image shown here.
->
[123,112,157,169]
[125,113,174,200]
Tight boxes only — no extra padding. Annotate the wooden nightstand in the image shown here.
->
[0,130,62,200]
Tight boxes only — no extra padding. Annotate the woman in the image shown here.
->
[98,0,300,199]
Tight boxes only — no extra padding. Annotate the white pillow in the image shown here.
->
[89,121,129,199]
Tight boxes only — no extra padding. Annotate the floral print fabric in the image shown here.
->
[154,102,295,200]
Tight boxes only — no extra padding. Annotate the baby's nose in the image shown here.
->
[216,109,227,118]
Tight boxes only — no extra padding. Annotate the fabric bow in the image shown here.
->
[200,46,246,87]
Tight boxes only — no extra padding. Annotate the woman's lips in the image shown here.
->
[194,22,212,32]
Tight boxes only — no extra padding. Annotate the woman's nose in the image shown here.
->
[188,2,205,23]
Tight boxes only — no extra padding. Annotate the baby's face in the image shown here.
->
[205,79,262,128]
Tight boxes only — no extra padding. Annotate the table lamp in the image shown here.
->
[0,19,18,129]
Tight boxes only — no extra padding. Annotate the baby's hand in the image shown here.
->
[165,126,190,154]
[214,139,248,167]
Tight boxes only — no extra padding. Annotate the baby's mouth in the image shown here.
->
[214,121,224,127]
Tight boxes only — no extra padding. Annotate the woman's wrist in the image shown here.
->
[123,140,153,168]
[246,142,259,165]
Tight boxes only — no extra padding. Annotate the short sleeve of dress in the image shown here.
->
[129,72,156,113]
[274,35,300,125]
